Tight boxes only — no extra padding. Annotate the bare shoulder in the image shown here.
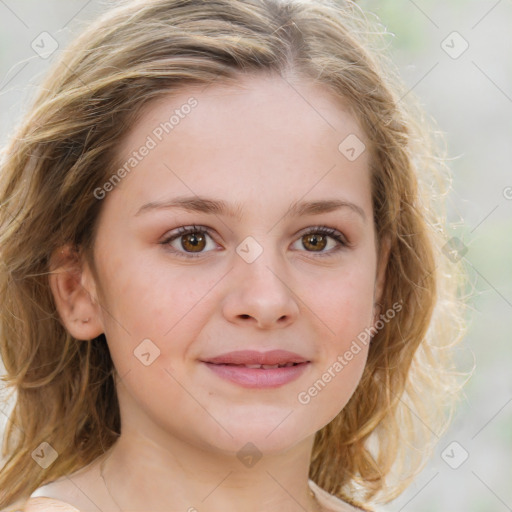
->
[25,477,83,512]
[25,456,109,512]
[28,476,80,503]
[22,497,82,512]
[309,479,374,512]
[0,495,81,512]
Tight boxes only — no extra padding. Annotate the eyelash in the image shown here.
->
[160,224,349,259]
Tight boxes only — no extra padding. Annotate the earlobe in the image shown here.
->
[48,244,104,341]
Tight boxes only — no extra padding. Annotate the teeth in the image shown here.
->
[216,362,300,368]
[237,363,298,369]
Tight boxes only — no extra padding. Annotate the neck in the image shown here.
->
[99,432,321,512]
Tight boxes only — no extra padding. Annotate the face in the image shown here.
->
[84,73,383,455]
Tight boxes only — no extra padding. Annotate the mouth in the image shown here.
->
[207,362,304,369]
[200,350,311,388]
[201,349,310,366]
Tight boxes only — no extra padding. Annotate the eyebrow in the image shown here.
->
[135,195,367,222]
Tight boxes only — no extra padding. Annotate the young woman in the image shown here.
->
[0,0,465,510]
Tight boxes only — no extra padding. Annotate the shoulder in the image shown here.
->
[0,497,81,512]
[308,479,376,512]
[24,478,83,511]
[19,474,89,512]
[24,498,82,512]
[23,457,105,512]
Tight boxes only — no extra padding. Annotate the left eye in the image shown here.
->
[291,230,342,253]
[161,225,347,258]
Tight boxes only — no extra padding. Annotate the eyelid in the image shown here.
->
[160,225,219,258]
[160,224,350,258]
[295,225,349,246]
[291,225,349,258]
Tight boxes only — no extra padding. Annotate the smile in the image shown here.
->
[202,361,310,388]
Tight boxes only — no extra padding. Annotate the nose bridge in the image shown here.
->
[223,234,299,328]
[236,234,290,294]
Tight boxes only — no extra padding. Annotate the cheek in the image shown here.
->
[312,261,376,340]
[98,253,217,358]
[296,261,374,411]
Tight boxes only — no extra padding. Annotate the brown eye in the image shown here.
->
[181,232,206,252]
[162,226,217,257]
[290,226,347,257]
[302,233,327,251]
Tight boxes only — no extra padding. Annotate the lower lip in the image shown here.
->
[202,362,310,388]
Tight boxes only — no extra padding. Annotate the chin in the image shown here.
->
[198,412,314,455]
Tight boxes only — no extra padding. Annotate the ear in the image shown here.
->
[48,244,104,341]
[374,234,391,315]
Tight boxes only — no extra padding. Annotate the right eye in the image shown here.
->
[161,225,219,258]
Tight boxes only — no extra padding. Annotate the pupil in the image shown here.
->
[305,234,326,251]
[183,233,205,252]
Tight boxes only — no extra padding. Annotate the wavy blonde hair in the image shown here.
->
[0,0,466,509]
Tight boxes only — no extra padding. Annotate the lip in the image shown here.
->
[202,350,309,366]
[203,362,310,389]
[200,350,311,389]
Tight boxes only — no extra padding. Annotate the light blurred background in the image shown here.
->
[0,1,511,510]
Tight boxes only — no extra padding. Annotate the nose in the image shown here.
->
[222,247,300,330]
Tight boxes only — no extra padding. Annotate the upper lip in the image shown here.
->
[201,350,310,365]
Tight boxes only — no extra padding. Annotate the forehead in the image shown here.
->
[109,73,372,219]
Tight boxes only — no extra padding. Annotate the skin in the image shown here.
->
[47,72,388,512]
